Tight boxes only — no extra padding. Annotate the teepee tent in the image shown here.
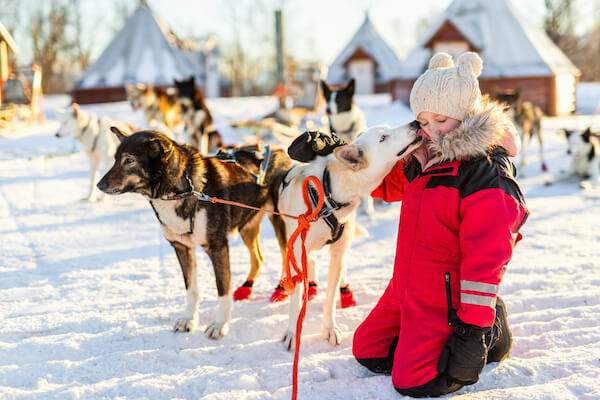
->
[391,0,580,116]
[327,14,402,95]
[72,2,198,104]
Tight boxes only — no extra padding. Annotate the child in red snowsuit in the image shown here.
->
[352,52,529,397]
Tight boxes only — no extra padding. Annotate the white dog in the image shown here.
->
[549,128,600,189]
[55,103,134,201]
[278,122,422,350]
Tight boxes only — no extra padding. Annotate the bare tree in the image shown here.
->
[219,0,274,96]
[544,0,575,43]
[30,0,73,93]
[69,1,95,72]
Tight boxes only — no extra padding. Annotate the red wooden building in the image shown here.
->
[391,0,580,116]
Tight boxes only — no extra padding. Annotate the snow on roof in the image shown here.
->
[0,21,18,52]
[75,3,197,89]
[397,0,580,80]
[327,15,402,84]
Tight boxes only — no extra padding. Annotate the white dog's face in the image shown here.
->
[332,122,421,193]
[567,131,593,158]
[55,104,83,138]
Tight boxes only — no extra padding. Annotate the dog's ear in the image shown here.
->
[148,137,173,160]
[346,78,355,96]
[71,103,80,118]
[563,128,573,138]
[334,145,366,171]
[110,126,128,142]
[321,80,331,98]
[583,128,591,142]
[187,76,195,85]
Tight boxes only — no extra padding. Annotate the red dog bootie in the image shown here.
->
[270,283,288,302]
[233,280,254,301]
[307,281,318,300]
[340,284,357,308]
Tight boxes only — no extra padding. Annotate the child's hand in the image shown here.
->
[437,321,489,385]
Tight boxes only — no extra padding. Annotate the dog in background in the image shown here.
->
[321,78,375,218]
[174,77,223,155]
[277,122,422,350]
[125,83,184,141]
[97,129,291,338]
[548,128,600,189]
[494,88,546,172]
[55,103,134,201]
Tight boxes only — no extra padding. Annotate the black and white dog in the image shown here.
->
[321,79,373,215]
[549,128,600,188]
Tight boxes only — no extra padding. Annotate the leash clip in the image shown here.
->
[192,191,213,202]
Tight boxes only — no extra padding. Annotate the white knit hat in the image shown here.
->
[410,52,483,121]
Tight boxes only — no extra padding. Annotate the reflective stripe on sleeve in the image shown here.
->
[461,293,497,308]
[461,280,499,295]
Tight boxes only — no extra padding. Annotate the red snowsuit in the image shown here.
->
[352,101,529,394]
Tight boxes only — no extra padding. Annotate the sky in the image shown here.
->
[6,0,600,67]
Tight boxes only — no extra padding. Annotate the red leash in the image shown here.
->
[280,176,324,400]
[191,176,324,400]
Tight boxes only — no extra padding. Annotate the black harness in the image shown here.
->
[148,145,272,235]
[78,114,101,152]
[306,168,350,245]
[214,144,272,185]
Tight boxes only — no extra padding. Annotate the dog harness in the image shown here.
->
[306,168,349,245]
[214,144,272,185]
[77,113,102,152]
[150,172,198,235]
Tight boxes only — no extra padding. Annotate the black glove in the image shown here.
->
[287,131,346,162]
[437,320,490,385]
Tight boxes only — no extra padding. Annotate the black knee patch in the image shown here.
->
[355,336,398,375]
[395,374,463,398]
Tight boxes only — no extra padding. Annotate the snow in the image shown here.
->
[1,94,599,399]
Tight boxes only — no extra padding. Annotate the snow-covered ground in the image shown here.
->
[1,94,599,400]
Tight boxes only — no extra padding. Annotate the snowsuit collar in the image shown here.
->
[428,97,516,163]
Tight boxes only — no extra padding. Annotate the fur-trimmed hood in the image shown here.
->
[428,97,516,162]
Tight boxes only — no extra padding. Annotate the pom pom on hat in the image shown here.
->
[410,51,483,121]
[428,52,454,69]
[456,52,483,77]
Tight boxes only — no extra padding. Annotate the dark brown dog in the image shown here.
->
[97,128,290,338]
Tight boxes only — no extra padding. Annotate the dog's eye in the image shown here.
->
[379,134,388,143]
[123,158,134,166]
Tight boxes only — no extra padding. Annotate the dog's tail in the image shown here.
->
[354,223,369,238]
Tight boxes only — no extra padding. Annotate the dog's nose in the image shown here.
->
[96,180,108,192]
[55,132,61,138]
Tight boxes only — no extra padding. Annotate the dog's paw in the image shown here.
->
[173,317,196,332]
[321,325,343,346]
[204,321,229,339]
[282,330,296,351]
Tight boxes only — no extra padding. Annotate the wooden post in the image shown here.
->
[0,40,7,106]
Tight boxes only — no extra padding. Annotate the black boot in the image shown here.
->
[486,297,512,363]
